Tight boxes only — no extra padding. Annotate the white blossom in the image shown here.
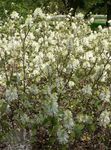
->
[5,87,18,102]
[33,8,45,18]
[44,94,58,116]
[77,114,90,123]
[84,51,95,62]
[10,11,19,19]
[108,20,111,26]
[82,85,92,95]
[99,110,110,127]
[98,25,102,31]
[68,81,75,88]
[99,89,110,102]
[76,13,84,19]
[90,17,94,23]
[25,15,33,26]
[64,110,74,130]
[57,128,69,144]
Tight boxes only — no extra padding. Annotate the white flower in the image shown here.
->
[90,17,94,23]
[102,39,109,50]
[39,52,44,58]
[27,32,35,40]
[108,20,111,25]
[68,81,75,88]
[10,11,19,19]
[84,51,95,62]
[5,87,18,102]
[51,100,58,116]
[83,37,90,47]
[28,84,38,95]
[70,59,80,70]
[98,25,102,31]
[38,37,44,44]
[76,13,84,19]
[77,114,90,123]
[64,110,74,130]
[76,46,84,53]
[44,94,58,116]
[33,8,45,18]
[99,110,110,127]
[25,15,33,26]
[99,89,110,102]
[32,41,40,52]
[71,22,77,30]
[83,61,91,68]
[82,85,92,95]
[47,52,55,61]
[57,128,69,144]
[21,114,29,124]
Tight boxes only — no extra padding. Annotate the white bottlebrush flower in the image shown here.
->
[5,87,18,102]
[68,81,75,88]
[82,85,92,95]
[27,32,35,40]
[25,15,33,26]
[90,17,94,23]
[39,52,44,58]
[52,100,58,113]
[76,13,84,19]
[102,39,109,50]
[99,89,110,102]
[83,61,91,68]
[76,45,84,53]
[71,22,77,30]
[44,94,58,116]
[47,52,55,61]
[64,110,74,130]
[83,37,90,47]
[70,59,80,70]
[28,84,38,95]
[57,128,69,144]
[99,110,110,127]
[48,100,58,116]
[38,37,44,44]
[33,8,45,18]
[10,11,19,19]
[84,51,95,62]
[108,20,111,26]
[77,114,90,123]
[98,25,102,31]
[20,114,29,124]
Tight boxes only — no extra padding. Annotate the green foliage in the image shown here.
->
[0,0,64,20]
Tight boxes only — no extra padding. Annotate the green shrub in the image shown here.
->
[0,9,111,149]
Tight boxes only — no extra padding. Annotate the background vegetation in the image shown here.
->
[0,0,107,19]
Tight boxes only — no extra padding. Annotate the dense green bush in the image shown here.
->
[0,8,111,149]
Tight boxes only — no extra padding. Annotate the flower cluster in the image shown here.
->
[99,110,110,127]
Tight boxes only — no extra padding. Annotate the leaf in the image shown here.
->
[0,102,7,115]
[87,124,96,133]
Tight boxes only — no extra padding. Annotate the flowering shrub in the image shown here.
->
[0,8,111,149]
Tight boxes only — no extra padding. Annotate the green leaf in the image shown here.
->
[74,123,84,138]
[0,102,7,114]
